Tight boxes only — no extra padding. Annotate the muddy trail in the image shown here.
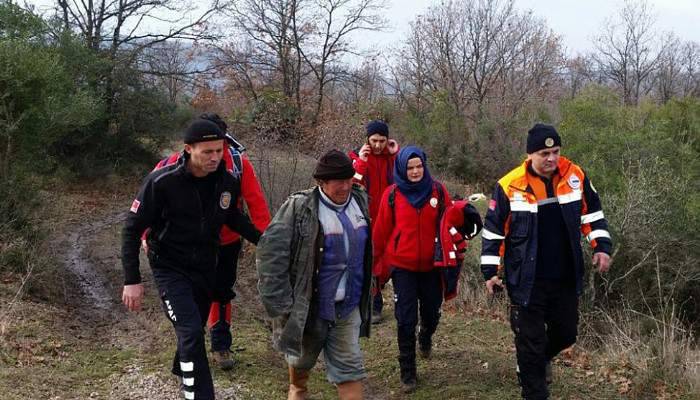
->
[41,189,283,400]
[62,211,126,313]
[50,200,186,400]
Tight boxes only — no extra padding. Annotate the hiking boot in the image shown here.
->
[399,359,417,394]
[400,378,417,394]
[211,350,234,370]
[545,361,553,385]
[288,367,310,400]
[418,342,432,359]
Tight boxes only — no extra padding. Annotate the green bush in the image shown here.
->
[560,87,700,327]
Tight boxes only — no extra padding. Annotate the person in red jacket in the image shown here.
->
[148,113,271,369]
[372,145,451,393]
[348,120,399,323]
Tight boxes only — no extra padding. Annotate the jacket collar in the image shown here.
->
[511,156,574,192]
[299,185,368,217]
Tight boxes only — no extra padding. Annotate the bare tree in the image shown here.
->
[565,55,595,99]
[389,17,433,116]
[224,0,309,108]
[55,0,221,61]
[391,0,562,123]
[654,33,682,103]
[140,41,210,103]
[335,56,385,107]
[593,0,661,105]
[679,41,700,98]
[298,0,387,124]
[54,0,223,120]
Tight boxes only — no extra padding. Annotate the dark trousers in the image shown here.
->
[510,280,579,400]
[373,289,384,314]
[152,268,215,400]
[392,268,443,380]
[209,241,242,352]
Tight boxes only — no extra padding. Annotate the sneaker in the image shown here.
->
[545,361,553,385]
[211,350,234,370]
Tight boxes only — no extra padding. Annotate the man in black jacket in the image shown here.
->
[121,119,261,400]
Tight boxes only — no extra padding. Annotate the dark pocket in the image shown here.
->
[509,211,530,238]
[504,235,526,286]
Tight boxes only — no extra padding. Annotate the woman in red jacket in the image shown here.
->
[372,145,451,393]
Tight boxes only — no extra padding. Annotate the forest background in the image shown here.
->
[0,0,698,397]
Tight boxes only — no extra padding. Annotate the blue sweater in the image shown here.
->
[317,190,369,321]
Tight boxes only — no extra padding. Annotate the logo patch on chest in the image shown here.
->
[220,191,232,209]
[568,175,581,190]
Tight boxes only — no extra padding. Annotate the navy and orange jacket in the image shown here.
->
[348,147,397,220]
[480,156,612,306]
[372,182,452,283]
[149,146,270,245]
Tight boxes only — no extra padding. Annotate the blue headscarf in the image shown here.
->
[394,146,434,209]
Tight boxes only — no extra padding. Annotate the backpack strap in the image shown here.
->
[435,182,446,216]
[229,147,244,179]
[389,184,397,226]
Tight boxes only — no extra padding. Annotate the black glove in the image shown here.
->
[461,204,483,239]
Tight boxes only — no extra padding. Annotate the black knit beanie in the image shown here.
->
[183,119,224,144]
[526,124,561,153]
[313,149,355,180]
[366,120,389,137]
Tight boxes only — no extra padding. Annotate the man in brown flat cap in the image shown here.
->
[257,149,372,400]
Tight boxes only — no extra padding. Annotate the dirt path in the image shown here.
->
[63,211,126,313]
[51,203,185,400]
[48,188,263,400]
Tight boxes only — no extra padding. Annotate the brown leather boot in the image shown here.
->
[288,366,310,400]
[336,380,363,400]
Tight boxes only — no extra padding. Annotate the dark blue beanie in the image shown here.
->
[526,124,561,153]
[366,120,389,137]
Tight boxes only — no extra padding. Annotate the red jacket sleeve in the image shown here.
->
[348,150,368,187]
[240,156,271,232]
[371,185,395,282]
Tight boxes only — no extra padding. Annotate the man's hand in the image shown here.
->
[122,283,145,312]
[359,144,371,161]
[387,139,399,155]
[592,252,611,273]
[485,276,504,294]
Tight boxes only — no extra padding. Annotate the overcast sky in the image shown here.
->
[27,0,699,56]
[367,0,699,56]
